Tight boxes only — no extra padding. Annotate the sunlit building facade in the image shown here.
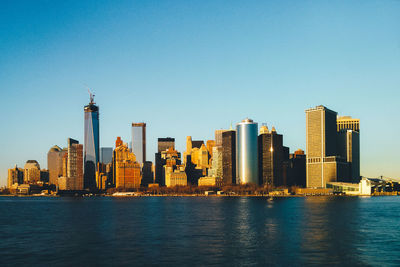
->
[24,160,41,184]
[8,166,24,188]
[114,138,142,189]
[306,106,349,188]
[58,138,84,190]
[165,165,187,187]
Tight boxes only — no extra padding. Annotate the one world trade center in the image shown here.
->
[84,92,99,190]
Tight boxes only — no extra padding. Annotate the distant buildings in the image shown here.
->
[131,122,146,165]
[84,94,99,190]
[236,119,258,184]
[6,97,367,194]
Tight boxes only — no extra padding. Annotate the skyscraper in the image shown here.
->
[47,145,67,186]
[258,125,284,186]
[305,105,349,188]
[236,119,258,184]
[155,137,176,185]
[215,129,228,147]
[84,93,99,190]
[337,116,360,182]
[67,138,84,190]
[58,138,84,190]
[132,122,146,165]
[222,130,236,185]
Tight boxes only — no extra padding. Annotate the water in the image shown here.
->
[0,196,399,266]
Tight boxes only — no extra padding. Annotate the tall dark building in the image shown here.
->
[258,126,284,187]
[84,93,99,190]
[157,137,175,153]
[222,130,236,185]
[155,138,176,185]
[141,161,154,187]
[287,149,306,187]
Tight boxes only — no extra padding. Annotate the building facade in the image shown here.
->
[24,160,41,184]
[114,139,142,189]
[258,125,284,187]
[8,166,24,188]
[306,105,350,188]
[222,130,236,185]
[165,166,187,187]
[337,116,360,183]
[58,138,84,190]
[209,146,223,178]
[47,145,67,186]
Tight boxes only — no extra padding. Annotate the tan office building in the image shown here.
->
[306,106,349,188]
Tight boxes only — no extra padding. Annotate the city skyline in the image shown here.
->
[1,1,400,186]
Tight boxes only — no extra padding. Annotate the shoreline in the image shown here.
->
[0,193,396,198]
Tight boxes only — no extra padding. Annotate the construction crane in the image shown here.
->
[84,84,95,104]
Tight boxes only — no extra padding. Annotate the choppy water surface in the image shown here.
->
[0,196,399,266]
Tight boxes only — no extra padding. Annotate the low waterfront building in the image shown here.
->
[326,178,373,195]
[198,176,223,187]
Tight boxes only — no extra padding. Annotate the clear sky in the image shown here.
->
[0,0,399,186]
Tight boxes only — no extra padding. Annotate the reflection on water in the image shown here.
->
[0,196,400,266]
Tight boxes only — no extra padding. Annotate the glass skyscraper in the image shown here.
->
[84,96,99,190]
[131,122,146,165]
[236,119,258,184]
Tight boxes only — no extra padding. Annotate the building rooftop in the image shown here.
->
[48,145,62,153]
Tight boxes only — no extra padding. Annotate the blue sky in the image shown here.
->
[0,0,399,185]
